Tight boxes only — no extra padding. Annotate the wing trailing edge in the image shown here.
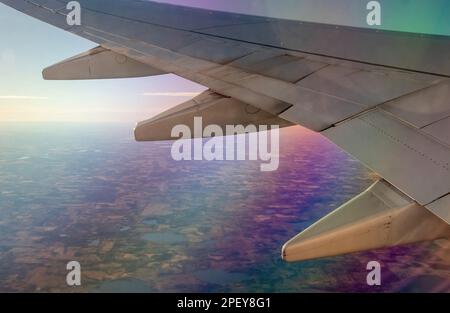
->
[43,46,167,80]
[134,90,293,141]
[282,180,450,262]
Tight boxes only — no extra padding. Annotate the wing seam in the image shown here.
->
[359,113,450,171]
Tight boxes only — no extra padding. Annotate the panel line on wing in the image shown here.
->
[361,115,450,172]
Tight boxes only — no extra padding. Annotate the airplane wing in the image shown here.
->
[1,0,449,261]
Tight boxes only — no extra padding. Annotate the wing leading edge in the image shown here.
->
[2,0,449,262]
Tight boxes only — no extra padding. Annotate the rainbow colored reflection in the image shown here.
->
[158,0,450,36]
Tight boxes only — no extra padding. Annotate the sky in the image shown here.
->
[0,0,449,122]
[0,2,206,123]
